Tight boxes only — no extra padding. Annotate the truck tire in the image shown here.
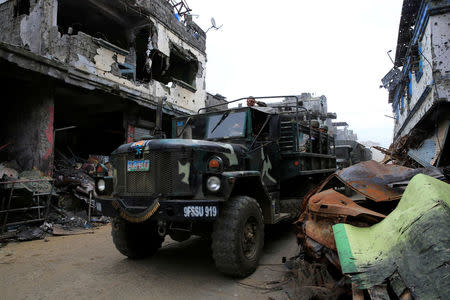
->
[212,196,264,277]
[111,218,164,259]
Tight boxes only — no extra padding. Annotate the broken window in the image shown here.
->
[166,44,198,88]
[148,44,198,88]
[13,0,30,17]
[410,43,424,81]
[149,50,170,83]
[57,0,132,50]
[134,27,152,82]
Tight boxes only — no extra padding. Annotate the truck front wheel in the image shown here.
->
[111,218,164,259]
[212,196,264,277]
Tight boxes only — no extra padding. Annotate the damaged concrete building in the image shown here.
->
[0,0,207,174]
[332,122,358,141]
[205,92,227,112]
[381,0,449,167]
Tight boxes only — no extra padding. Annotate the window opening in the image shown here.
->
[135,27,152,82]
[14,0,30,17]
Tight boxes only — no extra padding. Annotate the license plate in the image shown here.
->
[184,205,218,218]
[127,160,150,172]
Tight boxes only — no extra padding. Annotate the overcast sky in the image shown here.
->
[188,0,404,147]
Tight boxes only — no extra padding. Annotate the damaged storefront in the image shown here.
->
[0,0,207,238]
[0,0,207,174]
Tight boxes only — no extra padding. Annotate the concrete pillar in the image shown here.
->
[7,81,55,175]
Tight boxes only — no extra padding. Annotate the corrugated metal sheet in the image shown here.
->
[134,127,151,140]
[407,138,436,167]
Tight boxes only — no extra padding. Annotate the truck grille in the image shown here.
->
[114,151,192,197]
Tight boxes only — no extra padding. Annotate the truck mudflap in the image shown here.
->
[95,196,221,222]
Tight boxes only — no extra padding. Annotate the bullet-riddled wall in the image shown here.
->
[381,0,450,167]
[0,0,208,174]
[0,0,207,112]
[393,11,449,138]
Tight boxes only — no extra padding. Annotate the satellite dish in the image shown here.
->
[206,17,223,33]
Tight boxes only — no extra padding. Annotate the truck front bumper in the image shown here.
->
[95,196,221,222]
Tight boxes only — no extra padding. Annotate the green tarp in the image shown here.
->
[333,174,450,299]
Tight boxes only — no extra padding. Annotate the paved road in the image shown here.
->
[0,222,298,300]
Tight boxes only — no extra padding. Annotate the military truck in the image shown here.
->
[335,140,372,169]
[95,96,336,277]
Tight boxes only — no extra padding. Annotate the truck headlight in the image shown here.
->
[206,176,221,192]
[97,179,106,192]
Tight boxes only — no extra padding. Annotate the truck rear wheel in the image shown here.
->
[212,196,264,277]
[111,218,164,259]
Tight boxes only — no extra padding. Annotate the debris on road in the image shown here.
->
[0,175,54,240]
[54,152,99,205]
[242,251,351,300]
[293,160,449,299]
[283,257,350,300]
[52,224,94,236]
[296,160,445,264]
[0,152,110,244]
[334,174,450,299]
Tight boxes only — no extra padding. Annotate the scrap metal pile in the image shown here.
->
[293,160,449,299]
[0,153,111,244]
[53,151,111,206]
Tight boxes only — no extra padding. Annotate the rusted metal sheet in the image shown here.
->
[296,160,447,298]
[336,160,412,202]
[296,160,445,281]
[302,189,385,251]
[304,218,337,250]
[308,189,386,219]
[298,173,335,220]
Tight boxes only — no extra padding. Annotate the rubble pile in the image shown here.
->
[374,128,449,171]
[0,152,111,244]
[281,255,350,300]
[54,151,105,203]
[293,160,449,299]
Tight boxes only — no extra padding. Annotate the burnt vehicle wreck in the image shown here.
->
[95,96,336,277]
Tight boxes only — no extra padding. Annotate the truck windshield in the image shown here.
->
[207,111,246,139]
[175,111,246,140]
